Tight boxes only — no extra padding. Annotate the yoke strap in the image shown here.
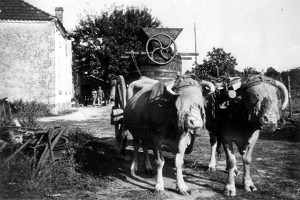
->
[242,75,277,89]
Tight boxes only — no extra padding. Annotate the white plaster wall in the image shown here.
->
[54,26,73,113]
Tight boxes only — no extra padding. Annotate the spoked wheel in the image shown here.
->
[112,75,127,155]
[146,33,177,65]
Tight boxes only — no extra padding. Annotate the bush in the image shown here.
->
[0,144,77,197]
[68,127,95,148]
[0,128,106,199]
[10,100,51,128]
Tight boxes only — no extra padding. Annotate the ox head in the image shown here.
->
[164,76,215,133]
[239,75,288,132]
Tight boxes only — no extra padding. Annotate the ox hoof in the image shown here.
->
[154,184,165,195]
[130,170,137,176]
[224,185,236,196]
[176,185,191,196]
[245,184,257,192]
[154,190,165,195]
[178,188,191,196]
[208,163,216,171]
[154,188,165,195]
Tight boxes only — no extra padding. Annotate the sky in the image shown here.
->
[26,0,300,73]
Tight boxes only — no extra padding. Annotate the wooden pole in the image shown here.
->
[288,75,293,118]
[194,23,198,64]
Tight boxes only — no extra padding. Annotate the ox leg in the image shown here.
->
[208,132,217,171]
[142,142,153,175]
[176,133,191,195]
[224,143,237,196]
[153,143,165,194]
[243,130,259,192]
[130,138,140,175]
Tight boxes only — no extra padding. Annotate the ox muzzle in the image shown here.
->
[185,114,203,130]
[251,98,281,132]
[259,114,279,132]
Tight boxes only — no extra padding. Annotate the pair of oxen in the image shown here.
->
[122,74,288,196]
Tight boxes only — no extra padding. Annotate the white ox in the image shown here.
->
[123,75,215,195]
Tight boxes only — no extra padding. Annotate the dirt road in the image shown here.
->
[38,104,300,200]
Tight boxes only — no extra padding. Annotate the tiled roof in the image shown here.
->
[0,0,54,21]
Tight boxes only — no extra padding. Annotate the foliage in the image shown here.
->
[191,48,238,80]
[281,67,300,88]
[265,67,281,80]
[71,5,161,82]
[11,100,51,128]
[68,127,95,148]
[243,67,260,75]
[0,151,76,198]
[0,128,108,199]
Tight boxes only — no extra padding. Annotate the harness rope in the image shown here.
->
[209,74,278,120]
[130,51,142,77]
[242,75,277,89]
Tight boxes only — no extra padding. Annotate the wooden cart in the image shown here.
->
[110,28,197,153]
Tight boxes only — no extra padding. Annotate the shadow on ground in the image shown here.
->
[71,135,228,199]
[38,106,300,199]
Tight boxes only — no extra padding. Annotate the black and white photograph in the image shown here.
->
[0,0,299,199]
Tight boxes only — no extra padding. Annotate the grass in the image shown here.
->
[1,97,299,199]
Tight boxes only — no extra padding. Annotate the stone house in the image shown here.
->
[0,0,73,113]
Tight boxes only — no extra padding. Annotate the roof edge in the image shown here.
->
[52,17,69,39]
[20,0,55,19]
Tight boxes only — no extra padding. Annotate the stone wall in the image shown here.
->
[0,22,55,104]
[0,21,72,113]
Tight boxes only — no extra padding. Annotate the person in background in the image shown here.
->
[92,89,97,106]
[97,86,104,107]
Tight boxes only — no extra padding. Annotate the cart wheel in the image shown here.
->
[146,33,177,65]
[114,75,127,154]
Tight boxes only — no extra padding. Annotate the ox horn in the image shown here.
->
[275,80,289,110]
[200,80,215,95]
[165,80,179,96]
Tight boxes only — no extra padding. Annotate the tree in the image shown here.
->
[70,6,161,81]
[243,67,260,75]
[191,48,237,80]
[264,67,281,80]
[281,67,300,88]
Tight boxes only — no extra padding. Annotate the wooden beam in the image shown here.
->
[124,51,199,56]
[124,51,146,55]
[178,52,199,56]
[122,51,198,60]
[181,57,192,60]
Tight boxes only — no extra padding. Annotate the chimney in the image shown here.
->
[55,7,64,24]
